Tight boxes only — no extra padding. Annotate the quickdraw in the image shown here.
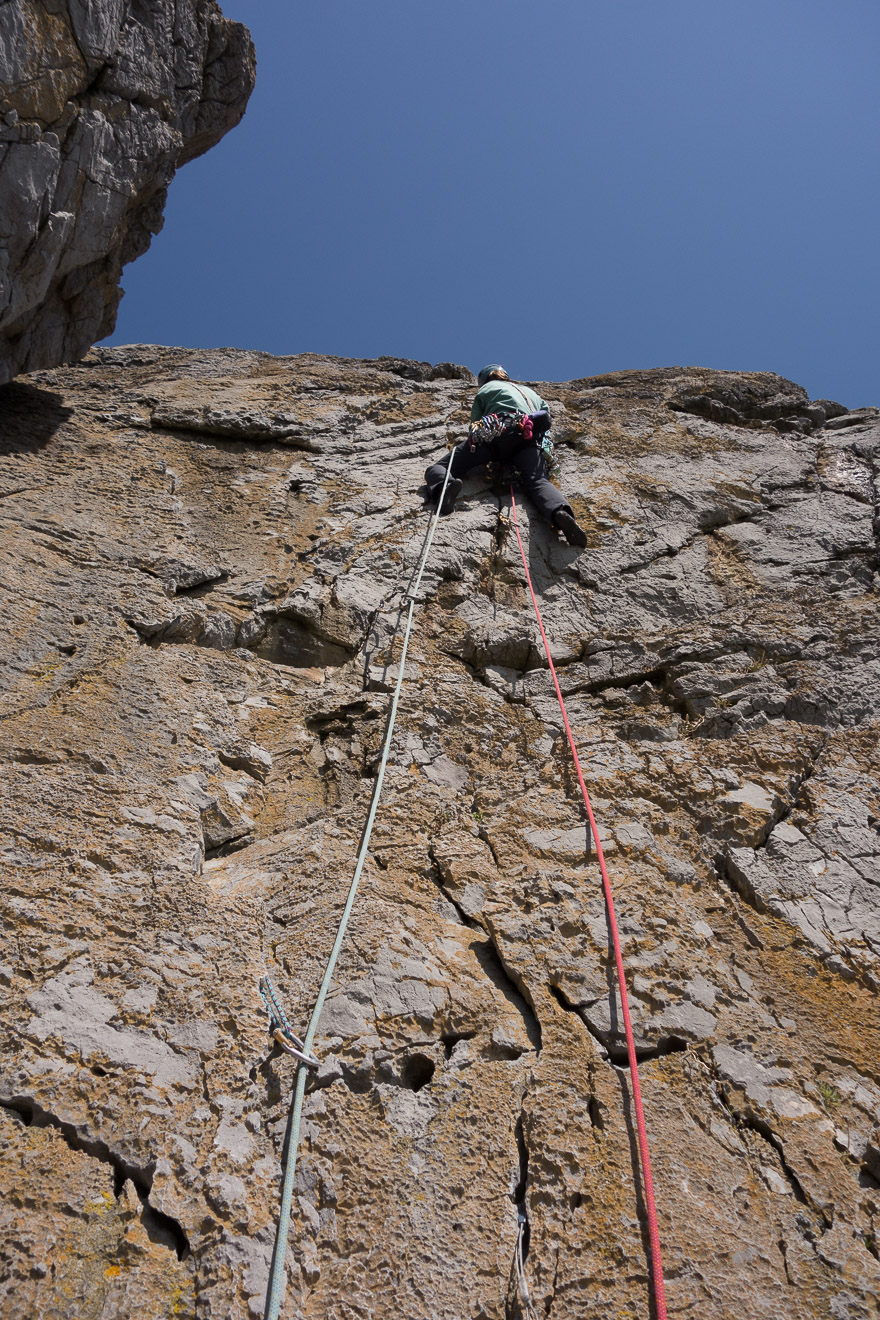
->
[258,976,320,1071]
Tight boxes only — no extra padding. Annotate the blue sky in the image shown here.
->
[106,0,879,406]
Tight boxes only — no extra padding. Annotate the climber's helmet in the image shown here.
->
[477,364,509,388]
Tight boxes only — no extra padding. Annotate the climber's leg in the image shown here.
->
[425,442,488,514]
[512,445,587,547]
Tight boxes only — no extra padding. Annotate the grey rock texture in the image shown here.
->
[1,348,879,1318]
[0,2,254,383]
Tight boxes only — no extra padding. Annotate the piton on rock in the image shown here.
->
[0,344,879,1319]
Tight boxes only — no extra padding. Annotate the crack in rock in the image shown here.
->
[0,1095,190,1259]
[475,937,543,1057]
[547,983,689,1065]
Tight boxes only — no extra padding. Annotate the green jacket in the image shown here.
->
[470,380,548,423]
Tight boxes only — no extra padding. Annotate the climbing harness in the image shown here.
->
[508,485,668,1320]
[469,398,559,484]
[261,460,455,1320]
[468,409,526,450]
[468,411,557,473]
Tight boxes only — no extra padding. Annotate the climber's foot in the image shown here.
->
[554,510,588,548]
[438,477,463,516]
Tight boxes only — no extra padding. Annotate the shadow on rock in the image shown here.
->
[0,382,73,454]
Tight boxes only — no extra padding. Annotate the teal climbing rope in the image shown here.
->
[263,458,455,1320]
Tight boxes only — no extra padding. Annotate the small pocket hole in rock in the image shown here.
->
[400,1053,435,1092]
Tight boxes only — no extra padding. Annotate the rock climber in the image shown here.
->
[424,364,588,547]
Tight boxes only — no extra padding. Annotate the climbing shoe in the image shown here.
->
[438,477,463,516]
[554,510,588,548]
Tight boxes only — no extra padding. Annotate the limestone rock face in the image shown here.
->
[0,3,254,383]
[1,348,879,1319]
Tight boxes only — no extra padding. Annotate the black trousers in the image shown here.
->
[425,433,571,524]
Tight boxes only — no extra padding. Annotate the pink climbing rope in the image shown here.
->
[509,488,668,1320]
